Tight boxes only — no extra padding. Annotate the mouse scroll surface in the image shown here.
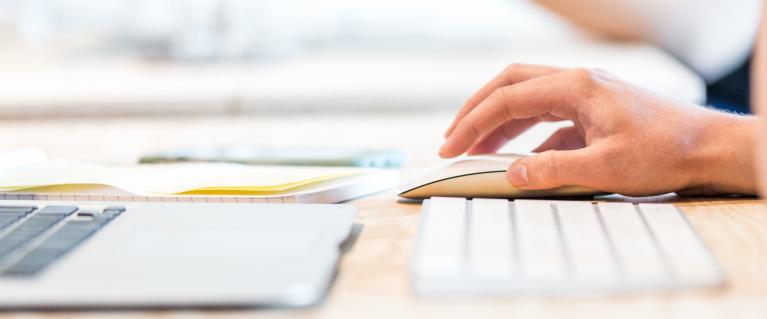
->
[398,154,604,199]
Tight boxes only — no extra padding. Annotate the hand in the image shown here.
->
[440,64,757,196]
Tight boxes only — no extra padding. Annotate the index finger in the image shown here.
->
[444,64,562,138]
[439,70,590,158]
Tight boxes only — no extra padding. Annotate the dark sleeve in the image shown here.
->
[706,55,752,114]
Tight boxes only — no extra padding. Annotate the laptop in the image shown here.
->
[0,200,356,309]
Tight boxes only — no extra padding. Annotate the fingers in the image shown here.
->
[444,64,562,138]
[507,147,599,190]
[532,126,586,152]
[440,69,598,158]
[466,118,539,155]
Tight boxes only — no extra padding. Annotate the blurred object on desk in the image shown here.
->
[0,0,704,117]
[139,146,405,168]
[0,0,574,59]
[0,45,704,117]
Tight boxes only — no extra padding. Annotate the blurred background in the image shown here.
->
[0,0,759,117]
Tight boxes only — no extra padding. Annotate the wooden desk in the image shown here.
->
[0,114,764,319]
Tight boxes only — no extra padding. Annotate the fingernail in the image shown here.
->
[508,165,529,186]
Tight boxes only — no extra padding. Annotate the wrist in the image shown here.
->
[684,111,758,195]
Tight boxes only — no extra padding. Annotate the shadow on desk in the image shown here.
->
[397,193,761,205]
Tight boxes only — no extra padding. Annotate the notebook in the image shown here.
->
[0,161,398,204]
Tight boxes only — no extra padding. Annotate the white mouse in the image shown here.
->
[398,153,606,199]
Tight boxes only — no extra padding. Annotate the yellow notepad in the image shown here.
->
[0,162,398,203]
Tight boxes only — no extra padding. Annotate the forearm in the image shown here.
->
[684,112,758,195]
[754,0,767,196]
[534,0,761,81]
[533,0,651,39]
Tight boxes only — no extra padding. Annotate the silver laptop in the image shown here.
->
[0,200,356,308]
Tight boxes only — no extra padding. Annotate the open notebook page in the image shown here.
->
[0,162,370,196]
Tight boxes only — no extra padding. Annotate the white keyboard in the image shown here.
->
[412,197,724,295]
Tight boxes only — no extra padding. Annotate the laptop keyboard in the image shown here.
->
[413,197,724,295]
[0,205,124,277]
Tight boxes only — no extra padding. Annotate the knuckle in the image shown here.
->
[489,86,515,119]
[504,63,525,74]
[566,68,609,99]
[489,86,512,104]
[502,63,529,82]
[569,68,598,84]
[467,121,483,138]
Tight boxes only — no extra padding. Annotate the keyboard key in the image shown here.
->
[514,200,566,281]
[2,214,120,277]
[467,199,514,278]
[0,207,34,231]
[103,206,126,214]
[415,197,467,277]
[639,204,722,285]
[555,201,617,283]
[597,202,667,282]
[4,251,66,276]
[0,206,36,214]
[0,213,67,259]
[414,199,723,295]
[0,215,24,229]
[37,206,78,216]
[0,215,22,222]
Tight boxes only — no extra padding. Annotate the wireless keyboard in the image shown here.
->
[412,197,724,295]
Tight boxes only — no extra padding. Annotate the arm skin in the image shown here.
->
[533,0,649,40]
[754,0,767,195]
[440,64,757,197]
[533,0,762,82]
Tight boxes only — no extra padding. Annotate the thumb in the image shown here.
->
[507,148,595,190]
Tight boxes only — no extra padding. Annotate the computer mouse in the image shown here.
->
[398,153,606,199]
